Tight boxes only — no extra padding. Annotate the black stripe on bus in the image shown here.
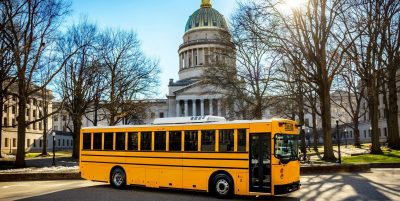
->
[81,154,248,161]
[82,150,249,154]
[81,160,249,170]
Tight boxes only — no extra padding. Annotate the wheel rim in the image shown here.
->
[216,179,229,195]
[113,172,124,186]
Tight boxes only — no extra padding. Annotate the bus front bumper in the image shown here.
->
[274,181,301,195]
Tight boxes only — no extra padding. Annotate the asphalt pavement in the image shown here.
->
[0,169,399,201]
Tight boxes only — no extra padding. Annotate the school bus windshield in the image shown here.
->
[274,134,299,161]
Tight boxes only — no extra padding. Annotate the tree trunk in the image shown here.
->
[0,94,3,158]
[72,115,82,159]
[387,68,400,149]
[320,87,336,161]
[41,89,48,156]
[254,101,263,120]
[109,108,116,126]
[353,121,361,148]
[15,78,27,167]
[94,95,99,126]
[41,117,48,156]
[368,75,383,154]
[312,110,319,152]
[299,106,306,160]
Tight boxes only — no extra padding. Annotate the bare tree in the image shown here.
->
[203,4,278,120]
[3,0,78,167]
[381,1,400,149]
[254,0,357,161]
[307,91,320,152]
[0,1,17,157]
[342,0,395,154]
[35,62,58,156]
[277,61,308,159]
[57,20,103,159]
[99,30,160,126]
[331,63,366,148]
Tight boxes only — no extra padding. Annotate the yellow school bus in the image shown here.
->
[80,116,300,198]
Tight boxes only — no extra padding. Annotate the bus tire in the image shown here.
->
[110,167,126,189]
[212,173,233,198]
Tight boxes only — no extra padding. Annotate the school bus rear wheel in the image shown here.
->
[110,167,126,189]
[213,173,233,198]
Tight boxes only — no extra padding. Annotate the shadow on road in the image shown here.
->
[15,170,399,201]
[17,184,299,201]
[297,172,397,201]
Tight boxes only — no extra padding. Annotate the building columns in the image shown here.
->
[200,99,205,116]
[209,99,213,116]
[176,101,180,117]
[184,100,189,117]
[176,98,224,117]
[217,99,222,116]
[192,99,197,116]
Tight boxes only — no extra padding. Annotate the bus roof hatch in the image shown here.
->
[153,116,226,125]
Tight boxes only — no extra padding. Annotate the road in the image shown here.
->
[0,169,399,201]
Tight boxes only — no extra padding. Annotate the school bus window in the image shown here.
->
[116,132,125,150]
[93,133,102,150]
[219,129,234,152]
[238,129,246,152]
[104,133,113,150]
[127,132,138,150]
[83,133,91,150]
[201,130,215,151]
[141,132,152,151]
[185,131,198,151]
[154,131,166,151]
[169,131,181,151]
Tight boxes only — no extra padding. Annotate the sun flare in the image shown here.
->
[284,0,306,9]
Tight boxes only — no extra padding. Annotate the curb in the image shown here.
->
[0,172,81,182]
[369,163,400,168]
[301,164,371,174]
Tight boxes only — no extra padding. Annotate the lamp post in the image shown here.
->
[52,131,56,166]
[307,129,311,151]
[336,120,341,164]
[300,125,306,161]
[344,129,348,148]
[369,126,372,139]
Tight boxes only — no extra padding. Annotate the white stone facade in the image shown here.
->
[1,90,63,153]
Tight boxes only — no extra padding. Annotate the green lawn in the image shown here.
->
[25,151,72,158]
[25,153,42,158]
[343,150,400,164]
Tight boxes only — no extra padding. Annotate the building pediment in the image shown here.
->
[173,81,222,97]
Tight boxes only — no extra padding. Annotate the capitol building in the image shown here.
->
[147,0,236,122]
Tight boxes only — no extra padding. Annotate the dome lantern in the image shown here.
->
[201,0,212,8]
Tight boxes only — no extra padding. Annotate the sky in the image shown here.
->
[67,0,237,98]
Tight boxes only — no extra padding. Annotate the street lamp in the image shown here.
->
[344,129,348,148]
[307,129,311,151]
[52,131,56,166]
[369,126,372,139]
[336,114,342,164]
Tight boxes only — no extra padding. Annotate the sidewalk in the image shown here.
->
[0,153,79,172]
[0,155,80,182]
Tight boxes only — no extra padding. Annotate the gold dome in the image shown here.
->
[185,0,227,32]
